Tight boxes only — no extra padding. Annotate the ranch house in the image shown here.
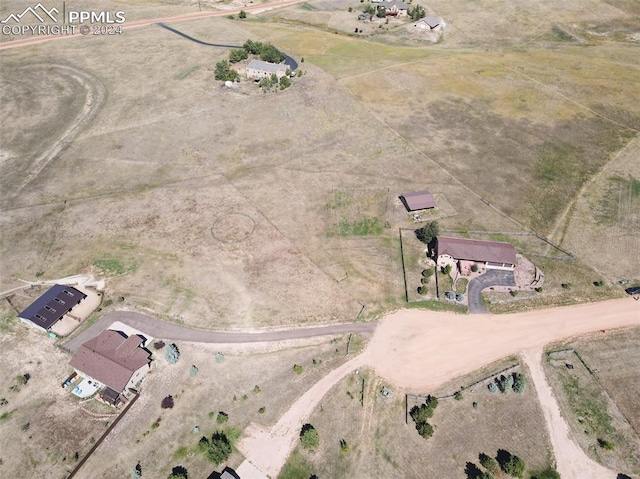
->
[378,1,409,16]
[69,329,151,404]
[246,59,288,80]
[434,236,517,273]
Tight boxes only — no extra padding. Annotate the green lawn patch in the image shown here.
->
[278,449,314,479]
[337,217,383,236]
[405,299,467,314]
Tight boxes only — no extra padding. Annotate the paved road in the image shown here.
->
[467,269,516,313]
[156,22,299,70]
[157,22,243,48]
[62,311,377,352]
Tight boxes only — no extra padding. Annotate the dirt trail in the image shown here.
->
[236,352,369,478]
[522,348,616,479]
[0,0,310,51]
[238,297,638,478]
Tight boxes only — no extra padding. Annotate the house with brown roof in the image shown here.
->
[400,190,436,211]
[435,236,517,272]
[69,330,151,401]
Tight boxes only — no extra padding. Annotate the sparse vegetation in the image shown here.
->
[293,364,304,374]
[216,411,229,424]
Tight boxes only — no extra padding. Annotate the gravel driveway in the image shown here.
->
[467,269,516,313]
[62,310,376,352]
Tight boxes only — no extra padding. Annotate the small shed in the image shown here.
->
[400,190,436,211]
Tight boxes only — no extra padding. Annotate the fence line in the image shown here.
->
[66,392,140,479]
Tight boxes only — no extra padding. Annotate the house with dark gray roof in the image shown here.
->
[69,330,151,397]
[435,237,517,271]
[246,60,288,80]
[416,15,441,30]
[400,190,436,211]
[18,284,87,332]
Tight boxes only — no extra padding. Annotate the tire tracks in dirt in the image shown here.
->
[12,64,105,194]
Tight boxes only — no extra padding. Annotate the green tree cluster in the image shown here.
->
[214,60,239,82]
[408,4,426,20]
[409,395,438,439]
[496,449,525,478]
[198,431,232,465]
[242,39,285,63]
[229,48,248,63]
[416,221,439,244]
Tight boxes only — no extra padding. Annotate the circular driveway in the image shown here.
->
[467,269,516,313]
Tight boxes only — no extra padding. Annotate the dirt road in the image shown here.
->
[522,348,616,479]
[0,0,309,51]
[237,297,638,478]
[367,297,639,391]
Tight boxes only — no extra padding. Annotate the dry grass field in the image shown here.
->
[1,1,639,476]
[543,327,640,477]
[280,357,555,479]
[0,305,363,479]
[0,304,119,479]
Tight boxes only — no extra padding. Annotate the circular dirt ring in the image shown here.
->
[211,213,256,243]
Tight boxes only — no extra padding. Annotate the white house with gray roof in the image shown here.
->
[245,60,288,80]
[378,1,409,16]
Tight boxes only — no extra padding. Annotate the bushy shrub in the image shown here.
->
[488,382,498,393]
[293,364,304,375]
[161,396,174,409]
[164,344,180,364]
[300,424,319,450]
[512,373,526,393]
[454,391,463,401]
[479,452,499,474]
[189,365,198,377]
[216,412,228,424]
[416,421,434,438]
[497,374,514,393]
[597,438,614,450]
[471,264,479,273]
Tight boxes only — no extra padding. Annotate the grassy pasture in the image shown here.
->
[544,327,640,475]
[281,358,553,478]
